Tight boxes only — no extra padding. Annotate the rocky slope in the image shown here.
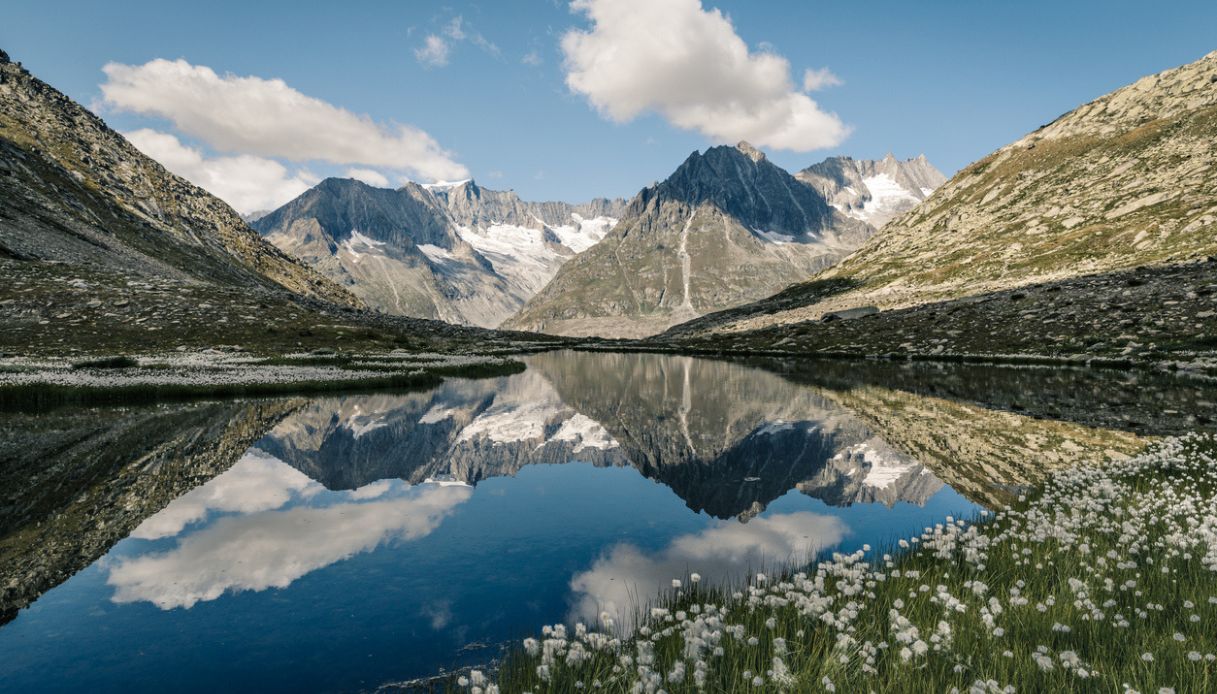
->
[503,142,874,338]
[0,49,540,354]
[254,178,624,327]
[667,50,1217,341]
[796,154,946,228]
[0,49,354,307]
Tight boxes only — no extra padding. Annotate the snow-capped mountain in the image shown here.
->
[503,142,875,337]
[795,154,947,229]
[252,179,624,327]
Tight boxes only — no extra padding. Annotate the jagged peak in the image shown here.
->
[735,140,766,162]
[0,48,10,64]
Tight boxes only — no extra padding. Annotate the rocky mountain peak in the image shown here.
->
[629,142,836,237]
[735,140,766,162]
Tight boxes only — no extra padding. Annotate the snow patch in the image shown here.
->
[418,243,456,263]
[459,403,557,444]
[420,179,471,190]
[549,413,619,453]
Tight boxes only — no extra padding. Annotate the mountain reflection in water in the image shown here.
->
[2,351,1209,692]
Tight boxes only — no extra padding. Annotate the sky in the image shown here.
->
[3,0,1216,214]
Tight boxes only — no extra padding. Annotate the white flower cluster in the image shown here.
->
[470,433,1217,692]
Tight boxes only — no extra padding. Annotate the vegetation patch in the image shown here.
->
[488,434,1217,693]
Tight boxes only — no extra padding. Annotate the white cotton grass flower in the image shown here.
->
[501,434,1217,692]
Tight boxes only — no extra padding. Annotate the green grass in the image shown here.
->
[489,435,1217,693]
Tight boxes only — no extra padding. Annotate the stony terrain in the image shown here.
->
[254,177,625,327]
[668,50,1217,342]
[503,143,877,338]
[659,258,1217,371]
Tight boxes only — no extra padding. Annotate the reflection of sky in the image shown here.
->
[0,452,978,694]
[0,374,982,693]
[109,452,472,609]
[570,512,847,629]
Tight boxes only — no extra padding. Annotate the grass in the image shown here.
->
[487,434,1217,693]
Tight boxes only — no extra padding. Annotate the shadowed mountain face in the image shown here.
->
[503,143,874,338]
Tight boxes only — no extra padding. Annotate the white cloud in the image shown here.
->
[344,167,391,188]
[560,0,849,151]
[101,59,468,181]
[415,35,451,67]
[124,128,316,214]
[569,512,847,629]
[803,67,843,92]
[521,50,543,67]
[108,482,473,609]
[130,449,320,540]
[416,16,500,67]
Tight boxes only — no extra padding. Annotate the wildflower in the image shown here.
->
[690,573,701,584]
[671,579,681,589]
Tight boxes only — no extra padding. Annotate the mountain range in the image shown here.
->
[667,50,1217,346]
[253,179,626,327]
[503,145,942,337]
[252,146,940,335]
[0,48,528,355]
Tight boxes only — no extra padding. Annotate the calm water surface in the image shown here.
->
[1,351,1209,692]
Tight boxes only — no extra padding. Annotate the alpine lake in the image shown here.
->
[1,351,1212,692]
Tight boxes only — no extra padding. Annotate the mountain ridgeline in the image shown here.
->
[253,179,626,327]
[503,143,890,338]
[667,50,1217,346]
[797,154,947,228]
[0,49,355,307]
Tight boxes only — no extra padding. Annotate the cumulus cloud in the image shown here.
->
[101,59,468,181]
[415,35,451,67]
[344,167,391,188]
[802,67,843,92]
[560,0,849,151]
[124,129,316,214]
[108,482,473,609]
[569,512,847,629]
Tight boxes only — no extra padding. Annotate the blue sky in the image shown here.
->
[3,0,1215,212]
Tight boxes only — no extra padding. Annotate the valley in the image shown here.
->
[1,14,1216,694]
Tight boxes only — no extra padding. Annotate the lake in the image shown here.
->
[0,351,1211,692]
